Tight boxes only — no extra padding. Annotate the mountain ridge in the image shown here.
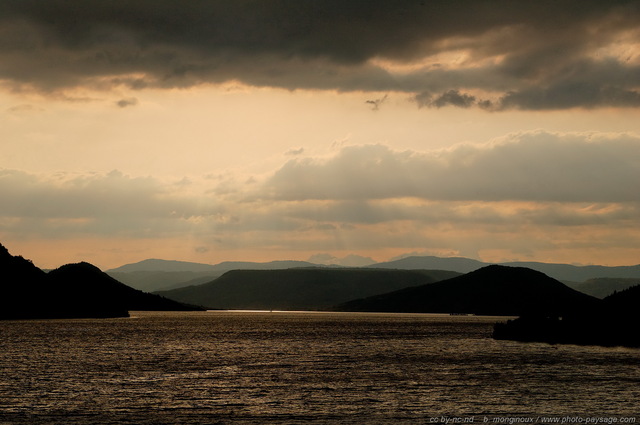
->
[108,255,640,294]
[335,265,599,316]
[156,268,461,311]
[493,282,640,347]
[110,255,640,280]
[107,258,321,273]
[370,255,640,281]
[0,243,202,320]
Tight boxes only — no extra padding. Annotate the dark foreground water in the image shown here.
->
[1,311,638,424]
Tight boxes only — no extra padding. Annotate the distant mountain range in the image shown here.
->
[156,268,461,311]
[4,241,639,346]
[0,243,202,320]
[369,256,485,273]
[370,256,640,282]
[107,270,226,293]
[108,255,640,296]
[566,278,640,299]
[108,258,319,273]
[109,259,221,273]
[107,259,323,292]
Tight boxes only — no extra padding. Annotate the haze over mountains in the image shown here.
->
[369,256,640,282]
[108,255,640,297]
[107,259,321,292]
[154,264,603,316]
[108,259,318,273]
[4,239,640,327]
[567,278,640,299]
[156,268,460,311]
[131,255,637,346]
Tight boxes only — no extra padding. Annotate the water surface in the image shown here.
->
[1,311,638,424]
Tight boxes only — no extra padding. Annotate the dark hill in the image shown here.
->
[0,243,202,320]
[336,265,599,316]
[1,243,48,282]
[603,283,640,312]
[492,283,640,347]
[1,243,54,319]
[156,268,461,310]
[48,262,203,312]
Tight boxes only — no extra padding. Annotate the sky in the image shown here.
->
[1,0,640,270]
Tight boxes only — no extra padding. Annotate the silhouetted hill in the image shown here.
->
[0,243,202,320]
[603,283,640,311]
[49,262,203,312]
[156,268,461,310]
[492,283,640,347]
[1,243,55,319]
[336,265,599,316]
[1,243,48,284]
[368,256,640,282]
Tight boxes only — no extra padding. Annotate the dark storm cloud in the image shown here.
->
[0,0,639,109]
[415,90,477,108]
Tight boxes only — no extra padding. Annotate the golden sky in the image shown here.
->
[1,1,640,269]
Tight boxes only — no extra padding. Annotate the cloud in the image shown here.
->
[2,131,640,264]
[260,131,640,203]
[415,90,477,108]
[115,97,138,108]
[285,147,305,156]
[498,82,640,110]
[5,104,43,113]
[308,253,375,266]
[0,1,638,109]
[307,253,337,264]
[0,169,221,237]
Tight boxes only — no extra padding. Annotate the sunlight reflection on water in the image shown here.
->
[0,311,638,424]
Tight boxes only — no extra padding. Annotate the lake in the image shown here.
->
[1,311,638,424]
